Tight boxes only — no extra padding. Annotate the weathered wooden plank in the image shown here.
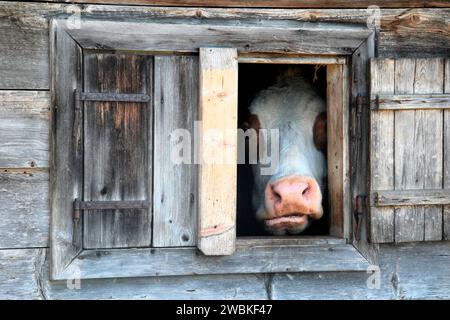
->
[0,171,49,249]
[238,55,346,65]
[369,59,395,243]
[50,21,83,280]
[0,6,49,89]
[326,64,350,238]
[65,20,371,55]
[378,242,450,299]
[237,236,346,246]
[271,272,393,300]
[392,59,420,243]
[153,56,198,247]
[83,53,152,249]
[198,48,238,256]
[351,34,378,263]
[393,59,444,242]
[44,272,268,300]
[58,243,369,279]
[372,94,450,110]
[373,189,450,206]
[1,3,450,89]
[272,242,450,300]
[38,0,450,8]
[0,91,49,168]
[445,60,450,240]
[0,248,46,300]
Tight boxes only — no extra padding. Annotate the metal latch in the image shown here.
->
[354,195,366,241]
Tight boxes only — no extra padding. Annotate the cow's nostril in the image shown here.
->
[271,186,282,204]
[302,187,310,196]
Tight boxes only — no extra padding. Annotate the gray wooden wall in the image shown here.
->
[0,1,449,299]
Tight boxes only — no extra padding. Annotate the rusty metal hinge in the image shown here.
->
[356,95,368,113]
[354,195,366,241]
[76,91,150,103]
[72,198,82,246]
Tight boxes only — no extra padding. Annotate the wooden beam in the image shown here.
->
[198,47,238,256]
[238,55,346,65]
[372,189,450,207]
[65,20,371,55]
[372,94,450,110]
[57,243,369,280]
[42,0,450,9]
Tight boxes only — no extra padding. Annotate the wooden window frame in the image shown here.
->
[50,16,374,280]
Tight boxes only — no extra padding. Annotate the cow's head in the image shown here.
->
[245,75,327,235]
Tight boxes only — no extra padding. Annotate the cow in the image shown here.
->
[244,72,327,235]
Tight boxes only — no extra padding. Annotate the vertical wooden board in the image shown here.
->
[198,48,238,255]
[0,91,50,168]
[351,35,377,263]
[393,58,424,242]
[50,23,83,279]
[83,53,152,249]
[153,56,199,247]
[369,59,395,243]
[394,58,444,242]
[444,59,450,240]
[327,64,346,238]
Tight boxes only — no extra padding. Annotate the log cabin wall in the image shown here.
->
[0,1,449,299]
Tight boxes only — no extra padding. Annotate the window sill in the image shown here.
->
[56,237,369,280]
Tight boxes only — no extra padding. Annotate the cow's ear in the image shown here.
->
[313,111,327,154]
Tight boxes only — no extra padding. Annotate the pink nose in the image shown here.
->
[265,176,323,219]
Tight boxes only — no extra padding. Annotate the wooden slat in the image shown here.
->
[372,94,450,110]
[238,55,346,65]
[350,35,376,262]
[58,243,370,279]
[416,59,443,242]
[369,59,395,243]
[83,53,152,249]
[153,55,198,247]
[49,22,83,280]
[393,58,424,243]
[42,0,450,8]
[65,20,371,55]
[0,171,49,249]
[44,271,268,300]
[198,48,238,256]
[327,64,350,238]
[373,189,450,206]
[394,58,444,242]
[444,59,450,240]
[0,91,49,168]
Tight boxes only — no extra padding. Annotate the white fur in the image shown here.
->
[249,75,327,223]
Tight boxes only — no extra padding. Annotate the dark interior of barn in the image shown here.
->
[236,63,329,237]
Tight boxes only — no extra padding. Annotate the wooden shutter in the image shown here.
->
[369,58,450,243]
[82,53,152,248]
[197,48,238,255]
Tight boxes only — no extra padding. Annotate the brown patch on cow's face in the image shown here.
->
[313,111,327,154]
[247,113,261,132]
